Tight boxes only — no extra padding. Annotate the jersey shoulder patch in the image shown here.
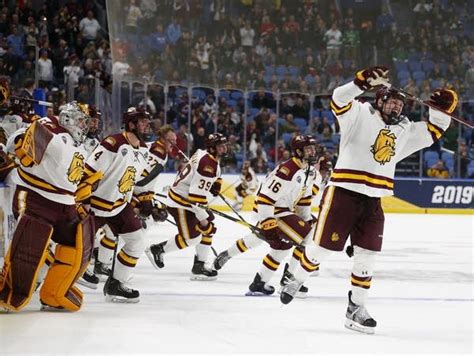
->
[150,141,167,160]
[197,153,218,178]
[101,133,127,152]
[275,159,299,181]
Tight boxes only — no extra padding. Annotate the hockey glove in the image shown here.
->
[210,178,223,197]
[428,88,458,114]
[196,221,216,237]
[258,218,280,241]
[353,66,390,91]
[151,201,168,222]
[14,136,34,167]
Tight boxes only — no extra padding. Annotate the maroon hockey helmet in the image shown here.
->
[205,132,230,158]
[375,87,407,125]
[87,104,103,139]
[122,106,151,130]
[291,135,319,164]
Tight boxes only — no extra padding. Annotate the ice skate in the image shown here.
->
[344,291,377,334]
[93,261,111,282]
[280,278,304,304]
[145,242,165,269]
[245,273,275,296]
[77,269,99,289]
[190,256,218,281]
[103,277,140,303]
[212,251,231,271]
[279,263,308,298]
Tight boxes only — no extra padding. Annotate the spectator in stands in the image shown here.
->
[19,78,35,100]
[37,49,53,89]
[324,22,342,65]
[280,113,299,134]
[166,18,181,44]
[427,159,449,179]
[6,26,24,59]
[240,20,255,52]
[80,10,101,41]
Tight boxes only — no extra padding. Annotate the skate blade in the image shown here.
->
[344,319,375,334]
[105,295,140,303]
[144,250,164,270]
[76,278,98,290]
[278,287,307,299]
[189,275,217,281]
[245,291,273,296]
[309,271,320,277]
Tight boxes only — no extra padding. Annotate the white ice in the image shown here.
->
[1,213,473,355]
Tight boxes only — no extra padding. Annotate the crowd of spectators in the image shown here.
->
[0,0,473,177]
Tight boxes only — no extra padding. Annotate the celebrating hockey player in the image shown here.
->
[233,135,322,296]
[145,133,228,280]
[132,124,177,224]
[84,107,158,302]
[213,137,326,295]
[0,101,96,312]
[280,66,457,334]
[232,160,259,211]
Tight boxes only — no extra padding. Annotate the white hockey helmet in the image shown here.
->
[58,101,90,144]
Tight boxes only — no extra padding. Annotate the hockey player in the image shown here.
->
[236,135,322,296]
[132,124,177,223]
[83,105,103,156]
[0,101,96,312]
[213,137,326,296]
[83,107,162,302]
[280,66,456,334]
[145,133,228,280]
[76,104,105,289]
[232,160,259,210]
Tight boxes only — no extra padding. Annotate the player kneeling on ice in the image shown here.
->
[0,102,97,312]
[84,107,153,303]
[145,133,229,281]
[280,66,457,335]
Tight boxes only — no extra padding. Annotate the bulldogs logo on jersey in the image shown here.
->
[118,166,137,195]
[371,129,396,165]
[67,152,85,184]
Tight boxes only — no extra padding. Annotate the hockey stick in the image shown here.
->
[208,177,241,204]
[387,84,474,129]
[155,192,266,239]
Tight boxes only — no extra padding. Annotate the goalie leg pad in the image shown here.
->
[40,214,95,311]
[0,214,53,311]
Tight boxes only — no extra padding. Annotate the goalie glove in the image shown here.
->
[353,66,390,91]
[428,88,458,114]
[75,170,104,202]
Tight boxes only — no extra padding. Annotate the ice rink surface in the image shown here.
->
[1,213,472,355]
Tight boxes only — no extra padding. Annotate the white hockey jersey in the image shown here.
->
[87,133,149,217]
[329,82,451,197]
[167,149,221,221]
[255,157,320,222]
[14,119,88,205]
[133,139,168,197]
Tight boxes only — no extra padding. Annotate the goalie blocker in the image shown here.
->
[0,187,95,312]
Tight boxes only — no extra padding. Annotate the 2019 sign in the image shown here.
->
[431,185,473,205]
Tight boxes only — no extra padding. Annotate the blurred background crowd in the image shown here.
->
[1,0,473,178]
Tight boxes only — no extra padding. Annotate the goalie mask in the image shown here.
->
[205,133,230,159]
[291,135,319,165]
[58,101,90,144]
[375,87,406,125]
